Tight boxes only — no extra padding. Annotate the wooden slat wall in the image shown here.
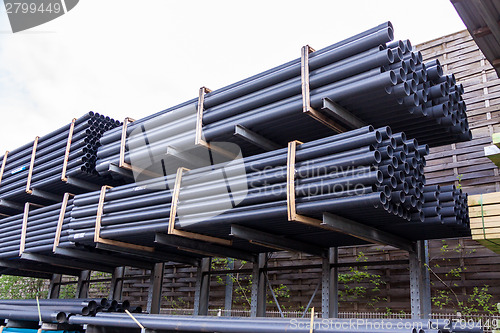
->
[120,239,500,313]
[118,30,500,314]
[415,30,500,194]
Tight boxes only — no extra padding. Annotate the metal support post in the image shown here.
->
[419,240,431,318]
[322,248,338,318]
[109,267,125,301]
[76,270,91,299]
[224,259,234,316]
[193,258,211,316]
[250,253,267,317]
[48,274,62,299]
[147,263,165,314]
[409,240,431,319]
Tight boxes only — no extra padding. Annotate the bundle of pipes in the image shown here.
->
[387,185,470,240]
[413,185,470,237]
[65,126,468,252]
[0,298,138,324]
[68,313,483,333]
[94,22,469,180]
[0,112,121,212]
[0,198,73,259]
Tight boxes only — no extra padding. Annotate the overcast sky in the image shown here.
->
[0,0,466,153]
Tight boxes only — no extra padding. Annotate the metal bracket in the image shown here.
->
[230,224,326,258]
[65,176,101,191]
[20,252,114,273]
[25,136,39,194]
[155,233,255,262]
[234,125,281,151]
[119,117,136,170]
[0,199,23,212]
[321,98,366,129]
[53,192,75,252]
[165,146,207,167]
[287,140,324,226]
[29,189,62,202]
[168,167,232,246]
[0,151,8,186]
[53,247,154,270]
[322,212,416,253]
[108,163,134,179]
[94,242,199,266]
[95,185,155,252]
[61,118,76,182]
[20,202,45,255]
[301,45,346,133]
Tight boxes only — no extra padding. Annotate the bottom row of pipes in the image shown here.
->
[0,298,484,333]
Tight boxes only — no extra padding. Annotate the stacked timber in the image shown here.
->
[468,192,500,254]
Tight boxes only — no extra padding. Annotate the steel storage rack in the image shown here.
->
[0,22,482,333]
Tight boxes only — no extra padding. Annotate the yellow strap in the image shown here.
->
[481,194,486,240]
[309,307,314,333]
[36,295,42,323]
[125,309,145,330]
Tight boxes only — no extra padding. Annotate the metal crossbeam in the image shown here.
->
[234,125,282,151]
[54,247,154,270]
[30,188,62,202]
[95,242,199,266]
[0,259,80,276]
[155,233,256,262]
[322,98,366,129]
[230,224,327,257]
[322,212,415,253]
[0,199,23,211]
[21,252,115,273]
[66,176,101,191]
[108,163,134,179]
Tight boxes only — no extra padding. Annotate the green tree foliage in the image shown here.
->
[0,275,48,299]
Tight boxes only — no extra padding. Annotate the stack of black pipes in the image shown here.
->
[94,22,470,180]
[0,199,72,259]
[66,126,468,249]
[0,298,140,324]
[68,313,483,333]
[0,112,121,211]
[0,213,24,259]
[23,199,74,255]
[416,185,470,236]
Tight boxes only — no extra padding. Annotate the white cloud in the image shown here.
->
[0,0,465,152]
